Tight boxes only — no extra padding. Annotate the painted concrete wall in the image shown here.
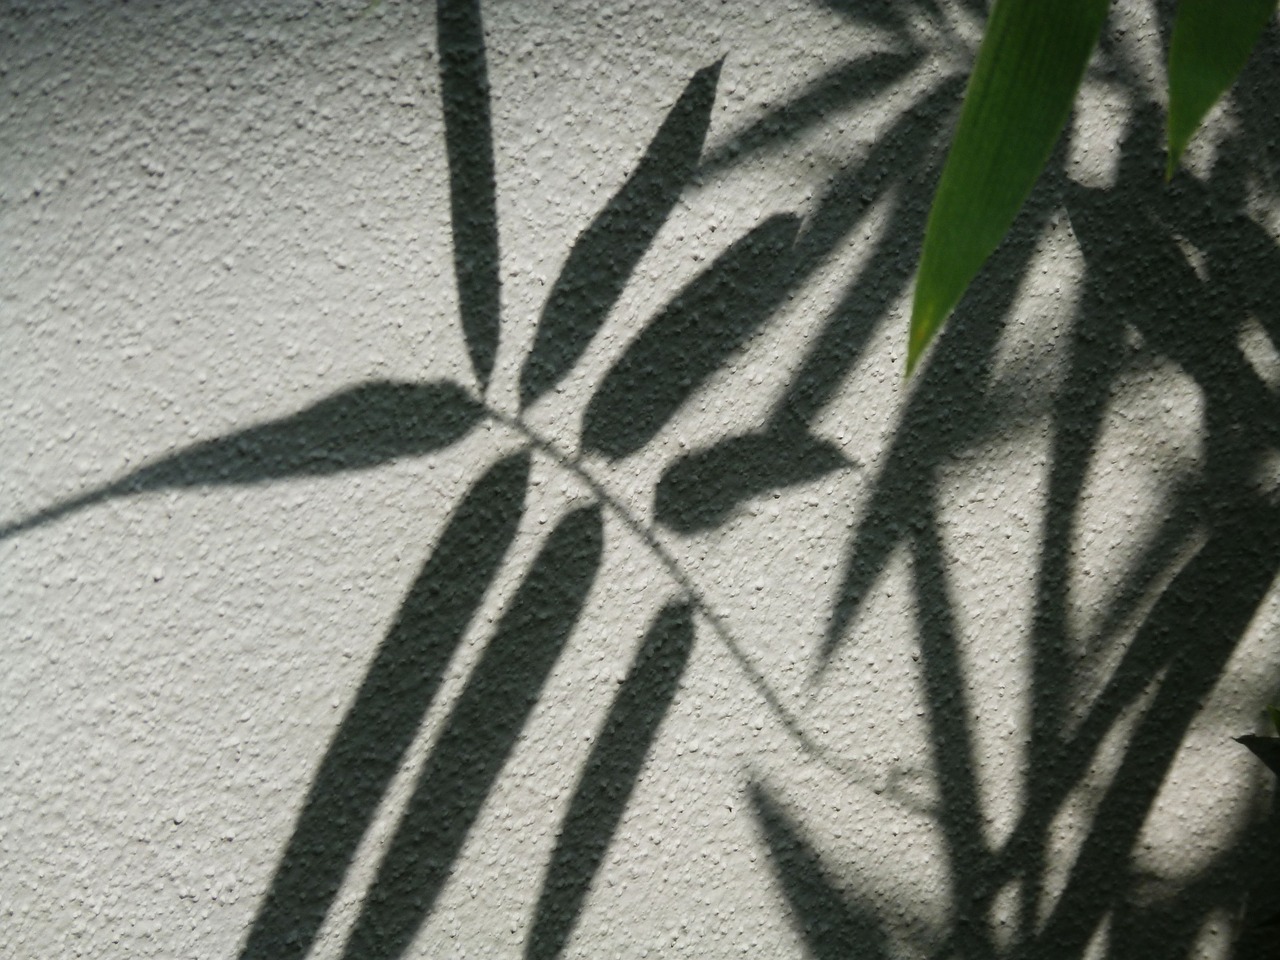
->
[4,1,1280,958]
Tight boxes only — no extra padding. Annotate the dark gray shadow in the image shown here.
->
[525,601,695,960]
[698,48,925,176]
[519,61,722,410]
[438,0,501,392]
[0,380,481,541]
[751,781,891,960]
[581,213,801,460]
[338,504,604,960]
[655,73,966,533]
[655,410,847,532]
[237,452,529,960]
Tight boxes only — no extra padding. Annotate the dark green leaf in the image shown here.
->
[340,504,605,960]
[1167,0,1277,175]
[526,601,695,960]
[581,214,800,459]
[908,0,1108,373]
[520,61,722,409]
[237,453,529,960]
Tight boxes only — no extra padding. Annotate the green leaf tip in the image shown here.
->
[1167,0,1276,178]
[908,0,1109,375]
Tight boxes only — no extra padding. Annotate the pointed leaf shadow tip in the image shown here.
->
[124,378,483,490]
[581,212,801,460]
[518,57,724,412]
[5,379,483,541]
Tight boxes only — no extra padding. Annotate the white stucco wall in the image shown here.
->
[4,2,1279,958]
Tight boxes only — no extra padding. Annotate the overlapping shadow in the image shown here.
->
[9,3,1280,958]
[798,24,1280,959]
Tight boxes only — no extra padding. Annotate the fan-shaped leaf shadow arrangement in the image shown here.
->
[6,1,1280,957]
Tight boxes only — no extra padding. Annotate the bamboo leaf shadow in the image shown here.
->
[750,782,891,960]
[339,504,605,960]
[581,214,801,460]
[439,0,501,391]
[236,452,529,960]
[0,379,482,541]
[519,60,722,410]
[1029,501,1280,960]
[655,418,847,533]
[697,48,924,176]
[524,600,695,960]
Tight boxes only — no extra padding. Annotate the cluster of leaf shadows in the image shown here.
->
[4,0,1280,957]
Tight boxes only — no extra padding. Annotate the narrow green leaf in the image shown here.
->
[1167,0,1276,176]
[908,0,1108,374]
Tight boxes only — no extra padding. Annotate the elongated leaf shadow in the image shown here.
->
[519,60,722,410]
[908,502,994,960]
[999,107,1280,960]
[822,180,1057,663]
[236,452,529,960]
[652,76,966,534]
[0,380,481,542]
[524,600,695,960]
[339,504,604,960]
[750,782,891,960]
[698,48,926,176]
[1026,503,1280,960]
[438,0,501,391]
[582,214,801,460]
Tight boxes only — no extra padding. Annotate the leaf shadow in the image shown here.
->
[439,0,501,391]
[236,452,530,960]
[520,60,722,410]
[524,600,695,960]
[750,781,892,960]
[0,379,482,542]
[654,73,966,532]
[337,504,605,960]
[581,213,802,460]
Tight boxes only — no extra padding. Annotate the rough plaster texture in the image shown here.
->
[3,1,1280,958]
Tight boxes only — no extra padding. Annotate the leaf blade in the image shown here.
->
[1167,0,1277,175]
[519,61,722,409]
[908,0,1108,373]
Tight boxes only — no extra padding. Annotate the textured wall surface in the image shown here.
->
[4,1,1280,958]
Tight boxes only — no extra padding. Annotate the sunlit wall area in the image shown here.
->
[3,2,1279,958]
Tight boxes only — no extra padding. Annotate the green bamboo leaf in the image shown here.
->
[1167,0,1276,176]
[908,0,1108,374]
